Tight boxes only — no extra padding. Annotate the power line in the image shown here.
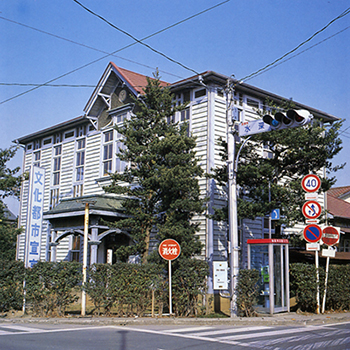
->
[0,0,229,105]
[238,6,350,83]
[0,15,182,79]
[244,25,350,82]
[72,0,201,75]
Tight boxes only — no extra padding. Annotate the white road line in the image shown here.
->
[218,325,327,341]
[189,326,271,337]
[163,326,213,333]
[0,325,43,332]
[0,326,110,336]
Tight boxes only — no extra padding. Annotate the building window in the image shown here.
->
[103,130,113,176]
[33,151,40,167]
[70,235,81,262]
[75,139,85,182]
[53,145,62,186]
[43,137,52,146]
[194,88,206,99]
[115,141,127,173]
[246,97,260,109]
[50,188,60,209]
[64,130,75,140]
[54,133,62,144]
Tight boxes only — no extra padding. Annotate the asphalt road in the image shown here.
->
[1,322,350,350]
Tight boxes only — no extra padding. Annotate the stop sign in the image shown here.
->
[159,239,181,261]
[322,226,340,246]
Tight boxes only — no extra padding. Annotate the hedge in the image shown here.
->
[1,260,349,316]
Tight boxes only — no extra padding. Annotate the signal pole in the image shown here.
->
[226,79,239,317]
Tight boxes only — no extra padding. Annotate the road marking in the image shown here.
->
[189,326,271,337]
[0,325,43,332]
[218,325,331,341]
[163,326,213,333]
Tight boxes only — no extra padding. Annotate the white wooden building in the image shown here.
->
[15,62,338,276]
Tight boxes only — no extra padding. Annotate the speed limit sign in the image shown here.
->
[301,174,321,193]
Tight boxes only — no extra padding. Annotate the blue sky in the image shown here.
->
[1,0,349,213]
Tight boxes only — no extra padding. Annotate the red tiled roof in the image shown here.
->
[327,192,350,219]
[111,62,169,94]
[328,186,350,199]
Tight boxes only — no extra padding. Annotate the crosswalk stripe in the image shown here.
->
[218,325,322,341]
[189,326,271,337]
[163,326,213,333]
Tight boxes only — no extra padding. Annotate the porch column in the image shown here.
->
[50,230,57,262]
[90,227,99,265]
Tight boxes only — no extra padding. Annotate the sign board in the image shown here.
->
[306,243,320,251]
[322,248,336,258]
[271,209,280,220]
[305,193,318,201]
[303,224,322,243]
[302,201,322,219]
[213,261,228,290]
[25,166,45,268]
[238,119,271,137]
[301,174,321,193]
[322,226,340,246]
[159,239,181,261]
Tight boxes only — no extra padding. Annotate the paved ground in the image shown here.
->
[1,311,350,327]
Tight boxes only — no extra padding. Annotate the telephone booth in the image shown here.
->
[247,239,290,314]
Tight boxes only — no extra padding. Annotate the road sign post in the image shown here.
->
[301,175,322,315]
[159,239,181,315]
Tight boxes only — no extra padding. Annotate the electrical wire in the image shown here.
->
[0,15,182,79]
[244,25,350,83]
[0,0,230,105]
[238,6,350,84]
[72,0,201,75]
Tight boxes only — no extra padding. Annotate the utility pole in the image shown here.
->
[226,79,239,317]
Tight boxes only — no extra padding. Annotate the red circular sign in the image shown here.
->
[302,201,322,219]
[301,174,321,193]
[303,224,322,243]
[322,226,339,246]
[159,239,181,261]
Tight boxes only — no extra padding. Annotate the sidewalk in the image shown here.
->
[1,311,350,327]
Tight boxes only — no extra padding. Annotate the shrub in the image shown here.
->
[26,261,81,316]
[0,260,25,312]
[236,269,260,317]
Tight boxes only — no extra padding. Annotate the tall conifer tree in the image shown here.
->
[105,73,205,262]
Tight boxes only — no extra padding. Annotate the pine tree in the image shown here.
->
[0,146,22,261]
[211,104,344,228]
[105,72,206,263]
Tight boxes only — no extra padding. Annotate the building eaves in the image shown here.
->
[328,186,350,199]
[170,70,339,123]
[14,115,88,145]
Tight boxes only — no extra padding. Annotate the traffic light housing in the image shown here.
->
[262,109,313,130]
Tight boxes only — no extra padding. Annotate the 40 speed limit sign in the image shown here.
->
[301,174,321,193]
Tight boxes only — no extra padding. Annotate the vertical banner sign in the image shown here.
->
[25,166,45,268]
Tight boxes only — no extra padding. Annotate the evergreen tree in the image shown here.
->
[211,103,344,228]
[105,72,206,263]
[0,146,22,261]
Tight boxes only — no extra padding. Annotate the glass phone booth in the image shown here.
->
[247,239,290,314]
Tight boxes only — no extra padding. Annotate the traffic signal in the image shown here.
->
[262,109,313,130]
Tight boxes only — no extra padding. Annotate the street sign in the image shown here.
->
[159,239,181,261]
[303,224,322,243]
[213,261,228,290]
[322,248,336,258]
[301,174,321,193]
[322,226,340,246]
[271,209,280,220]
[306,243,320,251]
[302,201,322,219]
[239,119,271,137]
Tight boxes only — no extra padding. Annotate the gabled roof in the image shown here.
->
[327,194,350,219]
[110,63,169,94]
[328,186,350,199]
